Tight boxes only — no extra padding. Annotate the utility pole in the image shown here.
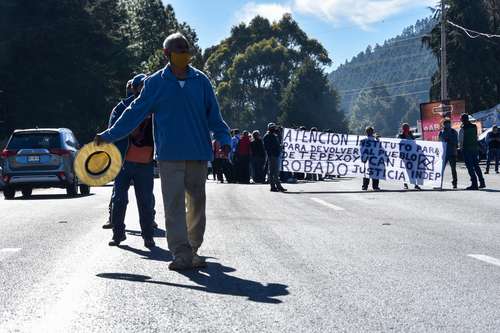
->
[440,0,448,101]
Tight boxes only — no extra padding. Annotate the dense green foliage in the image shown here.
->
[426,0,500,114]
[279,60,346,131]
[330,18,438,135]
[204,15,347,132]
[0,0,200,142]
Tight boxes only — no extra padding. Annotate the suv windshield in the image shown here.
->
[8,132,61,150]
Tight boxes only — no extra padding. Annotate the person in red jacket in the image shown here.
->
[212,139,231,183]
[235,131,252,183]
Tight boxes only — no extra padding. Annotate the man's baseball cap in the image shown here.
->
[131,74,147,88]
[267,122,276,129]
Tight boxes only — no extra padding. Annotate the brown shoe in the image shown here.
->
[168,256,193,271]
[192,254,207,268]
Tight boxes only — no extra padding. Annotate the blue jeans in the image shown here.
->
[463,150,484,187]
[486,148,500,172]
[111,161,154,240]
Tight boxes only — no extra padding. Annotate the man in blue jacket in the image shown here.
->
[95,33,231,271]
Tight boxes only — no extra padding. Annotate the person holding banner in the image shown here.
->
[398,123,422,190]
[439,119,459,188]
[459,114,486,190]
[361,126,381,191]
[485,126,500,174]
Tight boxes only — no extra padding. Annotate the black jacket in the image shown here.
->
[263,132,281,158]
[250,139,266,158]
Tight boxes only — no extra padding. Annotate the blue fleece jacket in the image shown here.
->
[99,65,231,161]
[108,95,135,159]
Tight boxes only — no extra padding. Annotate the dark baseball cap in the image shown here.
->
[131,74,147,88]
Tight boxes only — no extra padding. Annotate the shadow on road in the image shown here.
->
[13,193,95,200]
[96,262,289,304]
[118,244,173,262]
[125,228,166,238]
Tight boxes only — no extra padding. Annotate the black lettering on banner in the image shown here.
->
[310,152,317,161]
[304,160,312,173]
[341,134,349,145]
[310,131,318,143]
[282,159,290,171]
[319,132,328,144]
[313,162,324,174]
[327,162,335,174]
[337,163,348,176]
[284,130,292,142]
[291,160,302,172]
[330,134,341,145]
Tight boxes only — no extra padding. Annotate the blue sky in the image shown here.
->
[163,0,436,71]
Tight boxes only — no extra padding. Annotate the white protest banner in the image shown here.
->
[281,128,446,188]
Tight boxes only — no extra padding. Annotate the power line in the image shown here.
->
[448,20,500,39]
[334,52,432,71]
[385,90,429,98]
[337,77,432,94]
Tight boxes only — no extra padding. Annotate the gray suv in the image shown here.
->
[1,128,90,199]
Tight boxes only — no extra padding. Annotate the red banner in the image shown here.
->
[420,100,465,141]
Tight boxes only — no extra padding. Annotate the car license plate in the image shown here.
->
[28,155,40,163]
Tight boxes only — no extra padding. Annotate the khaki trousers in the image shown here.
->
[158,161,207,260]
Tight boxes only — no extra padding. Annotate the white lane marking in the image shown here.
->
[311,198,345,211]
[0,248,21,261]
[468,254,500,267]
[0,248,21,253]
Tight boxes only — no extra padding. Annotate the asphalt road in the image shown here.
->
[1,165,499,332]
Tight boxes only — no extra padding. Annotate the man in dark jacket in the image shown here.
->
[485,125,500,174]
[459,114,486,190]
[105,74,156,248]
[103,76,158,230]
[250,130,266,183]
[361,126,381,191]
[438,119,458,188]
[263,123,286,192]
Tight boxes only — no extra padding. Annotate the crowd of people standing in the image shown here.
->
[211,123,287,192]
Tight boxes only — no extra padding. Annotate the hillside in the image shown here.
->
[329,17,438,135]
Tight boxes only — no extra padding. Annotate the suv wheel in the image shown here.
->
[66,180,78,197]
[3,188,15,200]
[79,184,90,195]
[21,188,33,198]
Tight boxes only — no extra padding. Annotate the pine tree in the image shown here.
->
[279,61,346,132]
